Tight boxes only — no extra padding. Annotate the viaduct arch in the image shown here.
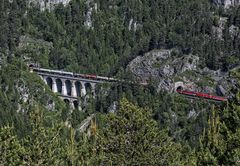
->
[37,71,98,111]
[42,76,96,98]
[31,67,109,110]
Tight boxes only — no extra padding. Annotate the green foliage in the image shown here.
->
[0,125,26,165]
[3,95,240,165]
[96,98,196,165]
[22,106,65,165]
[0,105,99,165]
[197,96,240,165]
[0,98,199,165]
[0,58,66,136]
[1,0,240,164]
[197,108,225,165]
[97,82,212,146]
[0,0,235,74]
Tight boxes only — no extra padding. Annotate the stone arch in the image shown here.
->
[46,77,53,90]
[65,80,72,96]
[28,64,34,68]
[56,78,62,93]
[75,81,82,97]
[85,82,92,94]
[63,99,70,104]
[73,100,79,110]
[174,81,184,91]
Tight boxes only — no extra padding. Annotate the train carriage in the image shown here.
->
[177,90,227,102]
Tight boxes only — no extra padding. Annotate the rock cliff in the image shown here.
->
[28,0,71,11]
[127,49,199,82]
[213,0,240,8]
[127,49,237,97]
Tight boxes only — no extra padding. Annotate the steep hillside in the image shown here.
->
[213,0,240,8]
[1,0,240,137]
[1,0,240,164]
[1,0,240,74]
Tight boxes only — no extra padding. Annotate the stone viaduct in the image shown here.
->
[31,67,105,110]
[31,67,192,109]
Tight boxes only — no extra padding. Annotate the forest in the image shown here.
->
[0,0,240,165]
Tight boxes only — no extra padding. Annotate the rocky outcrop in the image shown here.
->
[188,109,197,119]
[216,84,227,96]
[29,0,97,29]
[229,25,240,38]
[16,80,30,105]
[130,49,199,81]
[28,0,71,11]
[84,7,93,29]
[127,49,199,92]
[157,79,173,92]
[107,101,118,113]
[128,18,141,32]
[84,0,98,29]
[127,49,172,82]
[212,17,228,39]
[77,114,95,133]
[127,49,238,97]
[213,0,240,8]
[216,77,238,97]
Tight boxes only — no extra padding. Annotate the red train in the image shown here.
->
[73,73,117,82]
[31,67,118,82]
[176,90,228,102]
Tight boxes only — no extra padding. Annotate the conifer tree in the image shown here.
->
[96,98,196,165]
[0,125,26,165]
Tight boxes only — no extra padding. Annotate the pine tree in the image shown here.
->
[0,125,26,165]
[197,96,240,165]
[197,108,225,165]
[22,105,65,165]
[96,98,196,165]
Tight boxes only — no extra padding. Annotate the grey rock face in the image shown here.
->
[216,77,239,97]
[28,0,71,11]
[128,18,141,32]
[15,79,31,105]
[127,49,199,92]
[212,17,228,39]
[108,101,118,113]
[162,65,175,76]
[173,55,199,73]
[84,1,97,29]
[213,0,240,8]
[188,109,197,119]
[128,49,199,81]
[127,49,172,82]
[229,25,240,38]
[84,7,93,29]
[157,79,173,92]
[127,49,238,97]
[216,84,227,96]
